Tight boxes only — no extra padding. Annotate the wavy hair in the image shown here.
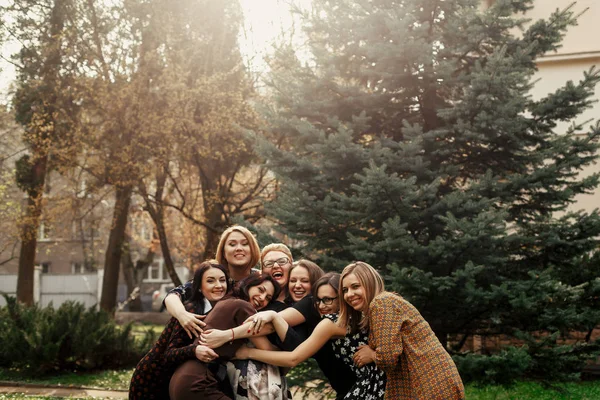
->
[215,225,260,273]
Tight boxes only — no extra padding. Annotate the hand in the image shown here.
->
[199,329,231,349]
[353,344,376,368]
[234,345,250,360]
[243,310,276,335]
[195,345,218,363]
[177,311,206,339]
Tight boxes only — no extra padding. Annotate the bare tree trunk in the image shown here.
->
[154,211,181,286]
[15,0,66,305]
[199,171,225,261]
[142,170,182,286]
[16,178,45,305]
[100,185,132,313]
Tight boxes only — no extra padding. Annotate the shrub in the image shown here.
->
[0,294,155,376]
[454,346,532,386]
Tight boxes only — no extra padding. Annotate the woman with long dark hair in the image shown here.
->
[168,273,281,400]
[129,261,229,400]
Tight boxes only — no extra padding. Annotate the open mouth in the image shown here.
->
[293,289,306,298]
[253,299,262,309]
[271,271,284,280]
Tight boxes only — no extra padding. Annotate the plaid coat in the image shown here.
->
[368,292,464,400]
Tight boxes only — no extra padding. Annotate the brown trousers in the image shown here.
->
[169,360,232,400]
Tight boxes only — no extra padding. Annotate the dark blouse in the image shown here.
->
[129,302,207,400]
[291,295,357,400]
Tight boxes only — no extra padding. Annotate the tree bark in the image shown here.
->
[100,185,132,313]
[15,0,66,305]
[16,173,46,305]
[142,170,182,287]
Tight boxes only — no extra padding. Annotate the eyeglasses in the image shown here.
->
[262,257,290,269]
[315,296,338,306]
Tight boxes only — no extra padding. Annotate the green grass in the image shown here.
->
[0,368,134,391]
[2,365,600,399]
[465,380,600,399]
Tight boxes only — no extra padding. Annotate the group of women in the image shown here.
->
[129,225,465,400]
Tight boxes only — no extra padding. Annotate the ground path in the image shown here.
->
[0,382,127,398]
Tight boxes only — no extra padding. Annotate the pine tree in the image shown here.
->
[260,0,600,381]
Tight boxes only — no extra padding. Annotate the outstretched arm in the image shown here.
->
[236,318,345,368]
[200,307,307,348]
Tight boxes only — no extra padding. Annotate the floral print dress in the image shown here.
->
[324,314,386,400]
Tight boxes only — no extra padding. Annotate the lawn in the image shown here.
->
[2,366,600,399]
[0,368,133,391]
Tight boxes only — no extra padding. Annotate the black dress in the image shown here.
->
[323,314,386,400]
[284,296,357,400]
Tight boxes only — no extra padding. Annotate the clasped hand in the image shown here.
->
[353,344,376,368]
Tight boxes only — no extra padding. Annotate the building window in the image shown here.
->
[38,221,52,241]
[71,220,100,240]
[146,259,167,282]
[140,223,153,241]
[71,262,85,274]
[41,262,51,274]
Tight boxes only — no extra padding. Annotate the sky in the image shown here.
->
[0,0,312,101]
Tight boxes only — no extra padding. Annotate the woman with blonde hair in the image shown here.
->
[164,225,261,338]
[339,261,464,400]
[260,243,294,303]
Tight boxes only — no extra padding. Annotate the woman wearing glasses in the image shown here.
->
[201,272,359,399]
[224,244,298,400]
[260,243,294,303]
[234,272,385,400]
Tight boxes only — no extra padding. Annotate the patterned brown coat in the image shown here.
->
[368,292,465,400]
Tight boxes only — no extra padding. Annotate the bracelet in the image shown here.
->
[230,328,235,344]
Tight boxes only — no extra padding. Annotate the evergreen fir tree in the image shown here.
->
[259,0,600,381]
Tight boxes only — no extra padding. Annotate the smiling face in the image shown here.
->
[201,267,227,302]
[223,231,251,269]
[315,284,339,316]
[342,273,367,312]
[247,280,275,310]
[288,266,311,302]
[262,250,291,289]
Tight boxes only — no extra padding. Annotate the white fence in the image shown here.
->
[0,267,102,308]
[0,265,188,309]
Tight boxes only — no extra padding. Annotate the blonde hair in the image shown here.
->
[338,261,385,333]
[260,243,293,267]
[215,225,260,273]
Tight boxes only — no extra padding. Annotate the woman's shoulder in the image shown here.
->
[371,291,420,317]
[371,291,407,307]
[322,313,339,323]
